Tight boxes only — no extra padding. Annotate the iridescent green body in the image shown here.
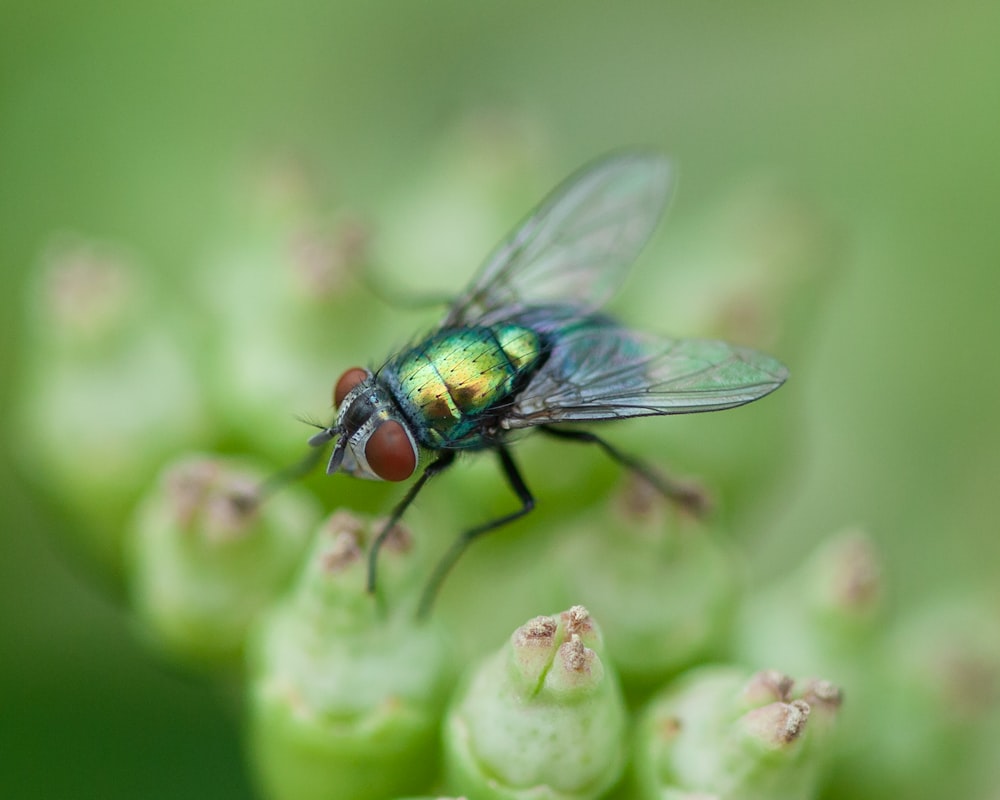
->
[380,323,545,449]
[310,154,790,619]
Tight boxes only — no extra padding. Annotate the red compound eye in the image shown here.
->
[333,367,368,407]
[365,420,417,482]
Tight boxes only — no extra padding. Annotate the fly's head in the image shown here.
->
[310,367,418,482]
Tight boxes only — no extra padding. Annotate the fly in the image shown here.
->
[306,152,789,616]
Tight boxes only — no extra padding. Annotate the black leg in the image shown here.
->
[417,443,535,619]
[367,450,457,595]
[253,443,328,503]
[540,426,710,516]
[236,433,333,514]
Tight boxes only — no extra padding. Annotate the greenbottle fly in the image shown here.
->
[306,152,788,616]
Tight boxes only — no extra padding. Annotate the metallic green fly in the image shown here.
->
[307,152,788,616]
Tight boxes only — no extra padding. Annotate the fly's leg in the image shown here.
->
[236,432,332,514]
[254,442,328,502]
[357,263,454,311]
[540,425,710,516]
[417,444,535,619]
[368,451,457,595]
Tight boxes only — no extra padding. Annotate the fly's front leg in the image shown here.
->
[368,451,456,595]
[238,428,334,514]
[540,425,710,516]
[417,443,535,619]
[254,440,328,503]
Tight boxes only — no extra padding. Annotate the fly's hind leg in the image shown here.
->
[540,425,710,516]
[417,443,535,619]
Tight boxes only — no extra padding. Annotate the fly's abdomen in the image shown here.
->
[385,324,544,448]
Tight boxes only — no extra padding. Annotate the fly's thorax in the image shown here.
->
[384,324,545,449]
[331,369,419,482]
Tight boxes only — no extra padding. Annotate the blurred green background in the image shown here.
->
[2,1,998,797]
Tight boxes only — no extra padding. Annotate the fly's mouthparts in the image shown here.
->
[325,438,348,475]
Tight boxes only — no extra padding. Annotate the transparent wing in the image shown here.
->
[505,321,789,427]
[443,152,674,327]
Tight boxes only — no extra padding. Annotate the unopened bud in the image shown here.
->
[741,700,811,748]
[740,669,794,708]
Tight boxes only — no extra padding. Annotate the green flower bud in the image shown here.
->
[248,510,454,800]
[633,667,842,800]
[127,455,320,667]
[550,475,737,692]
[444,606,626,800]
[13,236,209,574]
[827,595,1000,799]
[734,528,882,675]
[739,698,811,749]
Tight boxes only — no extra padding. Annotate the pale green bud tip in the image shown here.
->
[738,670,844,746]
[34,235,140,342]
[509,605,604,694]
[561,604,597,641]
[545,634,603,696]
[560,635,591,672]
[510,614,559,688]
[740,699,811,748]
[821,529,881,615]
[737,671,844,749]
[634,667,843,798]
[799,678,844,714]
[129,455,318,666]
[316,511,366,573]
[294,510,416,625]
[163,457,260,541]
[740,669,795,708]
[309,510,413,580]
[446,606,625,798]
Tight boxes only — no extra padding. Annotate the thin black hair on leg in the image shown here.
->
[540,425,710,516]
[417,443,535,619]
[367,450,457,596]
